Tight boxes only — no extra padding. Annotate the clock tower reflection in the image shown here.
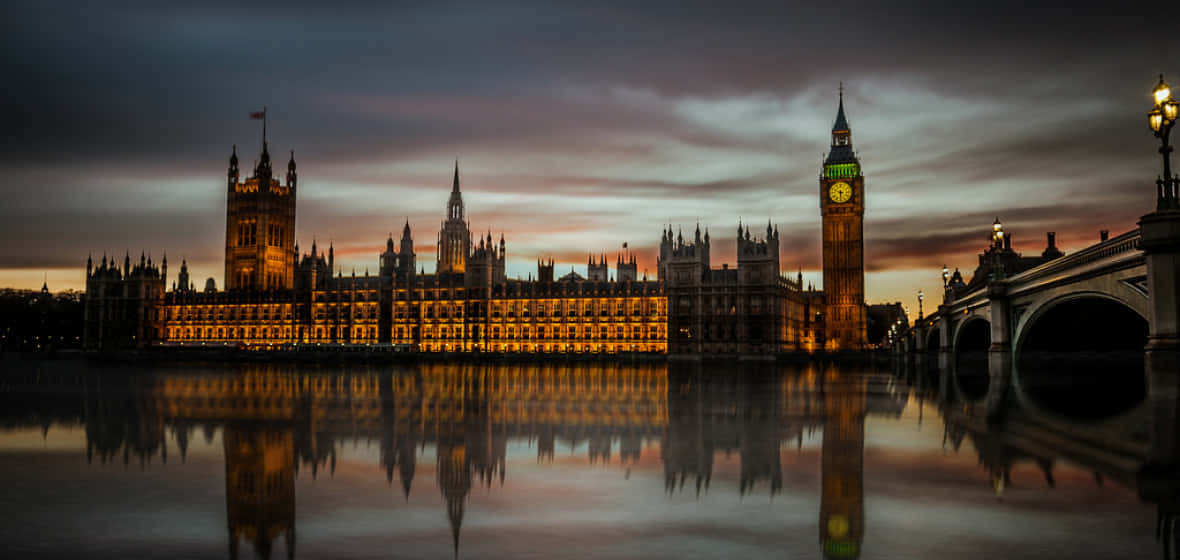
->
[819,367,866,559]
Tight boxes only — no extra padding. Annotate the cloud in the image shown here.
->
[0,1,1169,304]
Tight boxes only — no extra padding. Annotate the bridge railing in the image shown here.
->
[1005,228,1142,288]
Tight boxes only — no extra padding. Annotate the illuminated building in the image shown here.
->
[820,89,868,350]
[224,132,298,291]
[83,98,870,354]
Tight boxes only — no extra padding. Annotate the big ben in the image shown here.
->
[820,89,867,350]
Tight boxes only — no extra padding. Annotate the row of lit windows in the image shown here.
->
[168,326,378,342]
[417,343,666,353]
[168,306,293,321]
[394,325,665,341]
[170,326,293,340]
[314,302,378,321]
[314,290,379,303]
[394,300,664,319]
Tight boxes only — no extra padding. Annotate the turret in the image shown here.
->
[177,259,191,292]
[399,221,416,275]
[538,258,555,283]
[228,145,239,189]
[256,138,272,181]
[286,150,297,189]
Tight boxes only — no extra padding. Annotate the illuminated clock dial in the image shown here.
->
[827,514,850,538]
[829,181,852,203]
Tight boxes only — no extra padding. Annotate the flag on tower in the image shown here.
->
[250,110,266,119]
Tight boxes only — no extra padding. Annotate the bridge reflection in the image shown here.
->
[10,359,1172,558]
[898,355,1179,560]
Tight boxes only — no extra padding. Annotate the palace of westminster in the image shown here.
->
[83,94,873,355]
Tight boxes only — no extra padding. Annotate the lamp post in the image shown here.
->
[1149,75,1180,209]
[941,265,949,288]
[1140,74,1180,468]
[918,290,924,320]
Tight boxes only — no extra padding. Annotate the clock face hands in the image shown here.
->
[829,182,852,203]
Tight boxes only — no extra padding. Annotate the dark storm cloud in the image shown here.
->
[1,0,1175,301]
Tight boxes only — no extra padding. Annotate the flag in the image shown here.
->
[250,110,266,119]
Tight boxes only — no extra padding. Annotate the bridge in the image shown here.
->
[905,226,1148,362]
[894,179,1180,472]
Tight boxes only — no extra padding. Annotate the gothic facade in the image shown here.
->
[83,95,869,355]
[224,137,297,291]
[820,91,868,350]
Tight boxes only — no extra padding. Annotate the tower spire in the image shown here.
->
[452,159,460,193]
[833,85,849,133]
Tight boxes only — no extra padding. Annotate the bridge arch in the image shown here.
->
[924,327,940,355]
[1014,293,1147,420]
[953,316,991,356]
[951,317,991,401]
[1013,291,1148,357]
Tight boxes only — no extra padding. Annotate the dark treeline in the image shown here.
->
[0,288,84,352]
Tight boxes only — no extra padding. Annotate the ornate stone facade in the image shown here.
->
[84,104,868,354]
[820,91,868,350]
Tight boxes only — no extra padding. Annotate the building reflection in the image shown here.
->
[819,368,866,560]
[225,424,296,560]
[4,361,904,558]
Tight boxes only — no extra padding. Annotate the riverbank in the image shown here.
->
[4,347,891,366]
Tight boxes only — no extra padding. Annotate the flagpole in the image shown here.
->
[263,105,268,147]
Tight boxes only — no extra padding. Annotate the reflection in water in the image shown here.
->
[0,357,1170,558]
[225,425,296,560]
[820,369,865,560]
[900,354,1176,559]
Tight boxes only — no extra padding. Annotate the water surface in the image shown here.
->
[0,357,1164,559]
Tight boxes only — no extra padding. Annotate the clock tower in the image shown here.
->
[820,89,867,350]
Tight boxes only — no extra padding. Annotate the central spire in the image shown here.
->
[446,160,465,222]
[452,159,460,193]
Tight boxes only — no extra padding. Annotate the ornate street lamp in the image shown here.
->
[941,265,949,288]
[918,290,924,320]
[1148,74,1180,209]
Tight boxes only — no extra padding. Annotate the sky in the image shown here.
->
[2,1,1177,309]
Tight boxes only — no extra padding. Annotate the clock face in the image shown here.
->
[827,514,850,538]
[829,181,852,203]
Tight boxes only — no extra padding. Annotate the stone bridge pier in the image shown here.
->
[1141,209,1180,468]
